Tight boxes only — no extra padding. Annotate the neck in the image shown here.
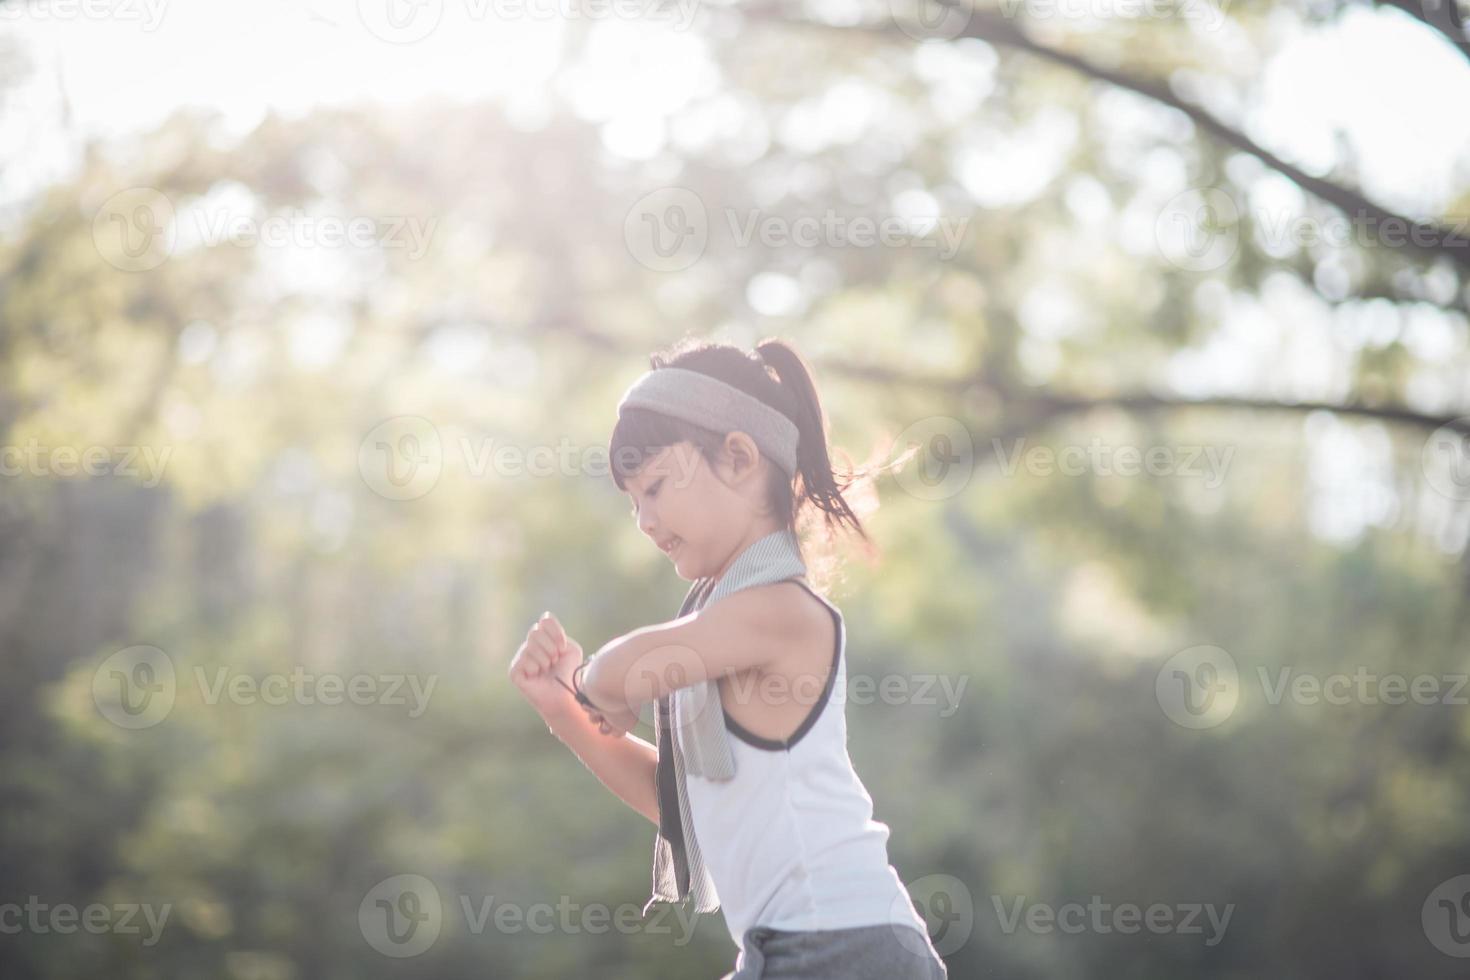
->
[707,518,787,587]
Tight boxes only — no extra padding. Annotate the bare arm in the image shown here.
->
[543,703,661,827]
[509,611,661,827]
[582,584,803,716]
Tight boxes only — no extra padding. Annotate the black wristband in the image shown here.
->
[571,661,600,711]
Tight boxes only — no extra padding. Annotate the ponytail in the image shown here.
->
[753,339,872,547]
[610,335,896,593]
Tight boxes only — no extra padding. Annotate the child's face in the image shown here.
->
[626,443,705,575]
[625,441,727,579]
[626,435,777,580]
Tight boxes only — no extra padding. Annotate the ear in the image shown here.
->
[718,431,764,485]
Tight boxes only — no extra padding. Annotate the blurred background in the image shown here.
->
[2,0,1470,977]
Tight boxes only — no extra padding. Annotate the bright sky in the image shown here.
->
[0,0,731,207]
[1,0,1466,549]
[0,0,1468,216]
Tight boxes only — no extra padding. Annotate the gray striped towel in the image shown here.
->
[643,526,809,917]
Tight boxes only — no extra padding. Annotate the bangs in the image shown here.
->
[608,407,713,491]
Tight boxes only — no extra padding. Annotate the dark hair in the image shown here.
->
[610,336,893,593]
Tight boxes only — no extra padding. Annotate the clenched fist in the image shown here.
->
[508,611,584,718]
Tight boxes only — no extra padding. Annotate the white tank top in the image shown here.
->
[683,577,932,951]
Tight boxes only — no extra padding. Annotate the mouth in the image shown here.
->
[660,536,682,557]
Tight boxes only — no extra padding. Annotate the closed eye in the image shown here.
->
[629,479,663,517]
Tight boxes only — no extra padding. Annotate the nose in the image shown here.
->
[636,504,658,540]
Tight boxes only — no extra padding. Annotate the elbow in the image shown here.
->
[583,642,634,715]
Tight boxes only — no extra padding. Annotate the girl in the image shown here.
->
[508,337,948,979]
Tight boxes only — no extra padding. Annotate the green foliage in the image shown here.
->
[3,5,1470,977]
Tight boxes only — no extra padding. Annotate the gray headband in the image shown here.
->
[617,367,800,478]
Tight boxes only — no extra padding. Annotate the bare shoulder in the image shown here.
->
[702,580,834,661]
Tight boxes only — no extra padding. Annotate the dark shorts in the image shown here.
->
[719,922,949,979]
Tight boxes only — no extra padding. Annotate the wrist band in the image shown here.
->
[570,660,604,713]
[549,660,613,719]
[551,664,588,703]
[572,661,591,704]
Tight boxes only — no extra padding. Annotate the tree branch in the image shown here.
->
[737,2,1470,273]
[1375,0,1470,66]
[818,352,1470,435]
[520,317,1470,437]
